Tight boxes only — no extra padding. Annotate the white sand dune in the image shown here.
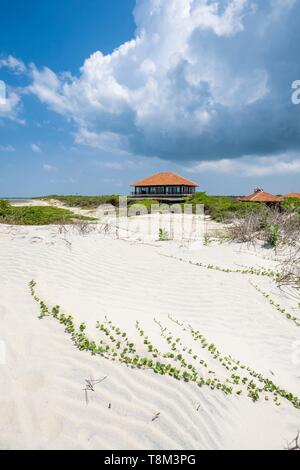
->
[0,221,300,450]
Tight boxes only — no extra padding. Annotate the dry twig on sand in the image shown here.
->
[152,412,160,422]
[83,376,108,405]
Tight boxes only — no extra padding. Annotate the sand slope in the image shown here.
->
[0,223,299,450]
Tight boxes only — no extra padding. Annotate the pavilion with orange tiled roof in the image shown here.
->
[240,188,284,204]
[284,193,300,199]
[130,172,198,200]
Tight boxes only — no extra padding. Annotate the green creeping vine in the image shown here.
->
[29,280,300,409]
[162,254,300,328]
[249,282,300,327]
[160,253,281,279]
[167,315,300,409]
[153,318,233,395]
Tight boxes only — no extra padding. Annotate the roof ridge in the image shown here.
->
[131,172,198,187]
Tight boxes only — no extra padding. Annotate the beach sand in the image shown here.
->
[0,218,299,450]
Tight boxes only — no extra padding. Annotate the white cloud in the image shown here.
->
[0,56,26,122]
[103,161,124,170]
[31,144,42,153]
[0,145,15,152]
[0,55,26,74]
[74,128,130,155]
[269,0,297,20]
[29,0,274,159]
[43,164,57,172]
[29,66,72,115]
[95,159,136,170]
[18,0,299,168]
[185,153,300,176]
[0,90,23,122]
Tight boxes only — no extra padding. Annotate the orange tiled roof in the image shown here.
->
[284,193,300,199]
[131,172,198,187]
[240,189,284,203]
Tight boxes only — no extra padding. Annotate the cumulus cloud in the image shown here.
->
[74,128,131,155]
[28,0,299,162]
[0,56,26,121]
[31,144,42,153]
[0,55,26,74]
[0,89,23,122]
[185,152,300,176]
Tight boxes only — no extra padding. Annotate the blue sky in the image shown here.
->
[0,0,300,197]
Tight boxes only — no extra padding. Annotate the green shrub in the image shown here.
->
[282,198,300,213]
[36,195,161,214]
[259,210,269,230]
[267,224,282,247]
[0,200,94,225]
[158,228,170,241]
[0,199,12,217]
[128,199,159,213]
[36,192,264,221]
[36,195,121,208]
[186,192,262,222]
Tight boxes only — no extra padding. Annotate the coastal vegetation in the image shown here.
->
[160,254,300,322]
[36,192,260,221]
[36,194,160,214]
[158,228,170,241]
[4,195,300,297]
[227,201,300,246]
[0,199,94,225]
[35,193,300,224]
[187,193,300,223]
[186,192,262,222]
[29,279,300,409]
[36,194,121,208]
